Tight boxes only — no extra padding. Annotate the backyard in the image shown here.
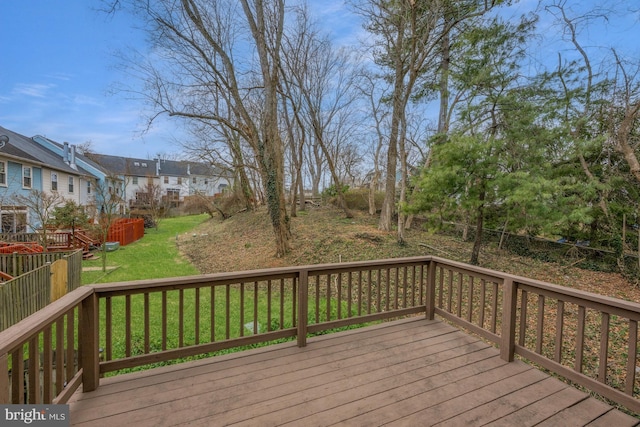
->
[81,214,206,284]
[77,208,640,398]
[81,207,640,319]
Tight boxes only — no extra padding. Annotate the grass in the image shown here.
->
[82,214,206,284]
[77,213,363,374]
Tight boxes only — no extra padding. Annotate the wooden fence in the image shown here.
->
[0,256,639,415]
[0,251,79,278]
[107,218,145,246]
[0,250,83,331]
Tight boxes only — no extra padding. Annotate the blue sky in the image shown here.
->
[0,1,190,159]
[0,1,637,160]
[0,0,361,160]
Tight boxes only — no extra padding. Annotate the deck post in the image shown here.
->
[0,353,8,403]
[425,259,436,320]
[80,291,100,392]
[500,278,517,362]
[297,269,309,347]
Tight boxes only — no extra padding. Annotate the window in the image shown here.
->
[177,177,182,185]
[87,180,91,194]
[134,161,140,166]
[0,161,6,186]
[22,166,32,188]
[164,176,169,184]
[166,189,180,200]
[68,176,74,193]
[51,172,58,191]
[192,177,197,184]
[1,207,27,233]
[132,176,138,185]
[141,162,147,167]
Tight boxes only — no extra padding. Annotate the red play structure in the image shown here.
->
[0,241,44,254]
[0,218,145,257]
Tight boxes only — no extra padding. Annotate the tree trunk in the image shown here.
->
[470,185,486,265]
[290,174,298,218]
[396,118,408,244]
[315,136,353,218]
[378,146,397,231]
[240,0,290,257]
[378,15,406,232]
[297,151,306,211]
[615,103,640,183]
[368,170,379,215]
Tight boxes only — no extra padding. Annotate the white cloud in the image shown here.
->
[72,94,103,107]
[45,72,73,82]
[12,83,56,98]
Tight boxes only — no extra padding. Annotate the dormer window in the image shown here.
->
[141,162,147,167]
[134,161,140,166]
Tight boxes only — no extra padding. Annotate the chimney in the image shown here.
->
[155,158,161,176]
[70,145,77,170]
[63,142,70,163]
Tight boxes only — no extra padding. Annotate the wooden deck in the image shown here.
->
[68,317,638,426]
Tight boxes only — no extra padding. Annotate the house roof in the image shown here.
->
[0,126,93,176]
[86,153,231,178]
[31,135,112,177]
[86,154,157,177]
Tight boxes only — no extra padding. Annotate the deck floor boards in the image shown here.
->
[68,317,639,426]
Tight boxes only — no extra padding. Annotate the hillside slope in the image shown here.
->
[177,206,639,302]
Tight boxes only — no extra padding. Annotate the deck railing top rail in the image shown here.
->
[1,255,639,415]
[430,256,640,317]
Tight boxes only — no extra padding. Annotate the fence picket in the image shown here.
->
[0,250,82,331]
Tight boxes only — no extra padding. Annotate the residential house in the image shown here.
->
[86,154,232,209]
[31,135,126,216]
[0,126,97,232]
[0,125,231,227]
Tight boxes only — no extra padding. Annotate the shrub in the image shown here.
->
[340,188,384,212]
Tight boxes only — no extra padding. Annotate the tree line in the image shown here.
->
[105,0,640,267]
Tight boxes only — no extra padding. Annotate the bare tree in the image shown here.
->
[609,52,640,184]
[281,6,360,218]
[357,73,389,216]
[108,0,291,256]
[91,176,125,272]
[12,190,65,250]
[355,0,501,239]
[280,92,306,217]
[354,0,443,233]
[183,120,257,211]
[139,181,166,230]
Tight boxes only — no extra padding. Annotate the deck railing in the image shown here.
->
[1,256,639,415]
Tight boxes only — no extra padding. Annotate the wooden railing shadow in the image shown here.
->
[0,256,638,415]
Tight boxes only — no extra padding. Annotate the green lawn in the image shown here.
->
[78,214,363,374]
[82,214,207,284]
